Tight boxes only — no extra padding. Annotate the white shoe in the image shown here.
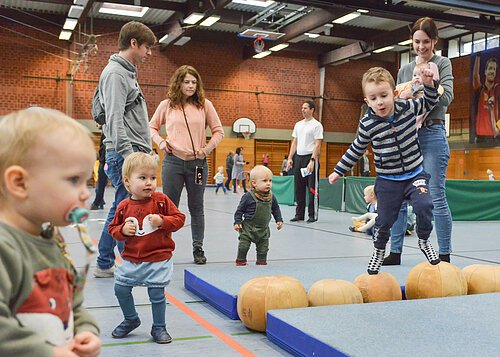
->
[93,265,115,278]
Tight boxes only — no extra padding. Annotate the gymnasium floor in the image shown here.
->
[64,186,500,356]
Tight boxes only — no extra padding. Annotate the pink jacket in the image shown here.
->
[150,99,224,161]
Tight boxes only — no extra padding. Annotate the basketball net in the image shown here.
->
[242,131,251,140]
[253,36,265,53]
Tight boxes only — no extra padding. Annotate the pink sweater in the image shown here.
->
[150,99,224,161]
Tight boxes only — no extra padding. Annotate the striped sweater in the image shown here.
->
[334,83,439,176]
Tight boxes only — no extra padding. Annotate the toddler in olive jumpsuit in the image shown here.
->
[234,165,283,266]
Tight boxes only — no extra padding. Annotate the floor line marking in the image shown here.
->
[102,334,213,347]
[165,292,256,357]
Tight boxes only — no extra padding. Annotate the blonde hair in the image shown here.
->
[217,166,224,172]
[249,165,273,182]
[0,107,93,198]
[122,152,158,192]
[362,67,396,93]
[363,185,375,197]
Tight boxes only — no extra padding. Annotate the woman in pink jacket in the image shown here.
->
[150,65,224,264]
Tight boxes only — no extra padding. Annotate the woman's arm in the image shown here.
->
[149,100,169,152]
[473,55,481,91]
[436,56,454,107]
[200,100,224,157]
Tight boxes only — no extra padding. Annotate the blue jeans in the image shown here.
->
[162,155,207,249]
[96,151,128,269]
[389,124,452,254]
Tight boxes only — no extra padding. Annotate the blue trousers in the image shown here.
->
[115,284,166,327]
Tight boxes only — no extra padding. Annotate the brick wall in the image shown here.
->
[0,18,472,137]
[447,55,470,129]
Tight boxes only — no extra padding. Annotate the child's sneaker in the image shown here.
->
[256,261,267,266]
[235,259,247,266]
[382,252,401,266]
[348,226,357,232]
[151,326,172,344]
[418,239,440,265]
[367,247,385,275]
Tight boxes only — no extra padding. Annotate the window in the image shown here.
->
[486,34,499,50]
[460,33,473,56]
[472,32,486,53]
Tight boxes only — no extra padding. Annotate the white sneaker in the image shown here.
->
[93,265,115,278]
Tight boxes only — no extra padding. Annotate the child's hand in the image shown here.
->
[149,214,163,228]
[72,332,101,357]
[276,221,283,230]
[328,172,340,184]
[121,221,136,236]
[53,341,77,357]
[234,223,242,232]
[421,68,434,87]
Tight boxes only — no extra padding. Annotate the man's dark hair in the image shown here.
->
[118,21,156,50]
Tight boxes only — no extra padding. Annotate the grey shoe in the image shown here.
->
[93,265,115,278]
[151,326,172,344]
[112,317,141,338]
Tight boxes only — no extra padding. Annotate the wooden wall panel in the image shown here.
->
[213,137,255,183]
[326,143,357,177]
[449,149,500,180]
[255,140,290,176]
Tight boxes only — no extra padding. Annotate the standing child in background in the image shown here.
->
[213,166,227,194]
[0,107,101,356]
[234,165,283,266]
[329,67,442,275]
[350,185,377,235]
[108,153,185,344]
[487,169,495,180]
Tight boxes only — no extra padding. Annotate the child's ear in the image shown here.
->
[4,165,29,199]
[363,97,369,106]
[393,89,400,98]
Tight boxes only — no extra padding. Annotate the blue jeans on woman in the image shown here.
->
[389,124,452,255]
[162,155,208,250]
[96,150,127,269]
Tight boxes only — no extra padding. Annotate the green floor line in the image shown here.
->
[230,331,256,336]
[103,335,213,347]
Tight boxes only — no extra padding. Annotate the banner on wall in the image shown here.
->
[469,47,500,145]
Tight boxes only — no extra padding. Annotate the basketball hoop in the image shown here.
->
[242,131,251,140]
[253,36,265,53]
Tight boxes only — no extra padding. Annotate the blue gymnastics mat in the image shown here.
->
[266,293,500,357]
[184,256,474,320]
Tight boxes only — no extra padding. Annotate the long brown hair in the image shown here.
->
[167,65,205,108]
[411,17,439,41]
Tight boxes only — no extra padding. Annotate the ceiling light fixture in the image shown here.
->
[304,32,320,39]
[63,18,78,30]
[232,0,275,7]
[184,12,204,24]
[252,50,272,59]
[99,3,149,17]
[332,12,360,24]
[68,5,84,18]
[373,46,394,53]
[398,39,412,46]
[159,34,169,44]
[200,15,221,27]
[269,43,289,51]
[174,36,191,46]
[59,30,73,40]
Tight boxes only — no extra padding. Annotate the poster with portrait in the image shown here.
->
[470,47,500,145]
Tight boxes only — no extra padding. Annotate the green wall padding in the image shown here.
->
[272,176,295,206]
[446,180,500,221]
[273,176,500,221]
[319,178,343,211]
[344,177,376,214]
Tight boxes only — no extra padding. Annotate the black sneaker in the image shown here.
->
[290,217,303,222]
[418,239,440,265]
[439,254,450,263]
[382,252,401,266]
[193,247,207,265]
[349,226,356,232]
[367,247,385,275]
[112,317,141,338]
[306,217,317,223]
[151,326,172,344]
[90,203,100,210]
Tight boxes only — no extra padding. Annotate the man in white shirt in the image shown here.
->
[286,100,324,223]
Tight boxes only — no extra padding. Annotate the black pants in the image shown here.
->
[373,171,433,250]
[293,154,319,220]
[225,168,232,189]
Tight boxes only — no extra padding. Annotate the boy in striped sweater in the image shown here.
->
[329,67,441,274]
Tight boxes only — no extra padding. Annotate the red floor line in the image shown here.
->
[165,292,256,357]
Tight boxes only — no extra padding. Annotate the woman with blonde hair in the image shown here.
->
[150,65,224,264]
